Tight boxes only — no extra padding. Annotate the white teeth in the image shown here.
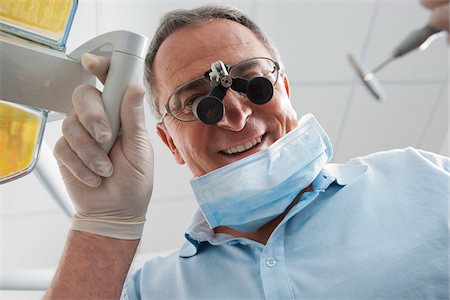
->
[244,141,253,149]
[223,136,263,155]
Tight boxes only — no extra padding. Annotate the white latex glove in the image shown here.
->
[54,53,154,240]
[429,3,449,33]
[421,0,450,34]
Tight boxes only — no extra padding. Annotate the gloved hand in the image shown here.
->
[54,53,154,240]
[428,3,449,33]
[420,0,449,33]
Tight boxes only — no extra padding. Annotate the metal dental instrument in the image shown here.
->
[348,24,442,101]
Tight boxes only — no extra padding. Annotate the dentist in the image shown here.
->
[46,5,448,300]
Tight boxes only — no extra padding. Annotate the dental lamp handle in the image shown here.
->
[69,31,149,153]
[392,24,441,58]
[100,51,144,152]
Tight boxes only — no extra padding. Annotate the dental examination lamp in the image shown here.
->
[348,24,444,101]
[0,1,149,185]
[0,0,148,291]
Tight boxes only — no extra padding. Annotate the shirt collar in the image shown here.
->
[179,162,368,258]
[179,209,228,258]
[324,162,368,185]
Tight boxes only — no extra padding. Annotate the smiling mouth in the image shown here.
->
[222,135,264,155]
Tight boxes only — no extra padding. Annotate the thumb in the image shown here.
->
[81,53,110,84]
[120,84,153,174]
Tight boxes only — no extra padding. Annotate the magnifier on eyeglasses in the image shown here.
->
[0,0,149,184]
[199,60,274,124]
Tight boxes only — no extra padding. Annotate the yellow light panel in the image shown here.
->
[0,100,42,178]
[0,0,74,44]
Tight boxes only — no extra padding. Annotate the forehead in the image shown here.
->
[153,19,271,108]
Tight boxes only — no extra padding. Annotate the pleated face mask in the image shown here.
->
[190,113,333,233]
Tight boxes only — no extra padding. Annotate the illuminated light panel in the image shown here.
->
[0,0,77,50]
[0,100,44,179]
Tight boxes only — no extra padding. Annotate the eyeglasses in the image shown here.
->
[160,57,280,123]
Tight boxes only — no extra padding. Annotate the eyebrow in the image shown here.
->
[172,76,209,96]
[229,60,260,74]
[170,58,271,98]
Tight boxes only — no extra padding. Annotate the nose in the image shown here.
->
[215,89,252,131]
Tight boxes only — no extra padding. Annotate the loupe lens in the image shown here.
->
[192,96,224,124]
[247,77,273,104]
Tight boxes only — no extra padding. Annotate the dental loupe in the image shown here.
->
[193,60,274,124]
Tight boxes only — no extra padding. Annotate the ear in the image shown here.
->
[156,123,185,165]
[281,73,291,99]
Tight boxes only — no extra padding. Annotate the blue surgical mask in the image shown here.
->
[190,113,333,233]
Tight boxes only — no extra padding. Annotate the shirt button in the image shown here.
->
[265,257,277,268]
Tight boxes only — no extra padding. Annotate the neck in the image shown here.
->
[214,184,313,245]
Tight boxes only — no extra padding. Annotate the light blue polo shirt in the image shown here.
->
[123,148,449,300]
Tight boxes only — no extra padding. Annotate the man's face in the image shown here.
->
[154,19,298,177]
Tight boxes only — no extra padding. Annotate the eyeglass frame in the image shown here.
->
[158,56,281,123]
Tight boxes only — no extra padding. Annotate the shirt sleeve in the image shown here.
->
[121,269,142,300]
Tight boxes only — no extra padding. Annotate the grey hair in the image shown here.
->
[144,4,282,119]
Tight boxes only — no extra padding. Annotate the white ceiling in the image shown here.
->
[1,0,448,277]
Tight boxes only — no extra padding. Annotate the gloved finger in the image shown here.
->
[54,137,102,187]
[81,53,110,84]
[120,84,153,175]
[429,3,449,32]
[61,113,113,177]
[72,83,112,144]
[420,0,448,9]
